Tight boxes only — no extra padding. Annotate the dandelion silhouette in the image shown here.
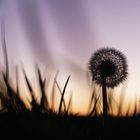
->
[88,48,128,125]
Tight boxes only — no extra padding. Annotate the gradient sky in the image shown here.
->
[0,0,140,114]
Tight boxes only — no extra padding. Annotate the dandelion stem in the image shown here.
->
[102,77,108,127]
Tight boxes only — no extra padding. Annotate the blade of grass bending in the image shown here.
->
[117,86,126,116]
[86,70,91,87]
[133,96,138,116]
[108,90,113,115]
[88,95,100,117]
[51,71,59,111]
[36,65,49,111]
[55,79,67,113]
[66,92,72,114]
[126,102,131,116]
[51,79,55,111]
[23,68,33,93]
[55,79,62,93]
[0,87,10,111]
[23,68,38,111]
[3,78,18,112]
[15,66,27,111]
[16,66,19,95]
[2,73,13,100]
[1,18,9,80]
[87,86,96,114]
[58,75,70,115]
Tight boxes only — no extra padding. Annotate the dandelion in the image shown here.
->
[88,48,128,124]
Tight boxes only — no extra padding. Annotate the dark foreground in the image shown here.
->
[0,113,140,140]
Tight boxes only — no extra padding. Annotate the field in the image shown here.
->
[0,66,140,140]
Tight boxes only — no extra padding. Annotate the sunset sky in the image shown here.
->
[0,0,140,114]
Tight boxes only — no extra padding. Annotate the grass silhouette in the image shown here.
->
[0,45,140,140]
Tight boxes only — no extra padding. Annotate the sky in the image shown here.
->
[0,0,140,114]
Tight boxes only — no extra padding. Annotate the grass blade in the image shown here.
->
[58,75,70,115]
[55,78,67,113]
[66,92,72,114]
[1,18,9,80]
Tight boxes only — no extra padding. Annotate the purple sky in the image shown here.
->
[0,0,140,114]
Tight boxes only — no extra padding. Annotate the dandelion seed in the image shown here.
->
[88,47,128,88]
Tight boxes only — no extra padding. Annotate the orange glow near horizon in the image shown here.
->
[3,67,136,116]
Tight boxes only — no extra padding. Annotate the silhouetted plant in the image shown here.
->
[55,76,67,113]
[36,64,49,112]
[58,75,70,115]
[88,48,128,125]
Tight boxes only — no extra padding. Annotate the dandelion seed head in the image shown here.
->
[88,48,128,88]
